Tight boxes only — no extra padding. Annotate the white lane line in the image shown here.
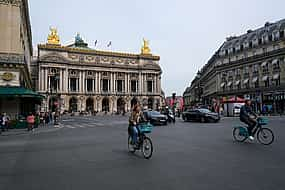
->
[61,119,75,122]
[84,124,96,127]
[65,125,75,129]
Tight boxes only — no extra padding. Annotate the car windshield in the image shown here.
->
[198,109,211,113]
[151,111,161,115]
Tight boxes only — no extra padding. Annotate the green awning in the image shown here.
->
[0,87,44,99]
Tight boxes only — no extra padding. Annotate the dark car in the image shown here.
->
[182,108,220,123]
[143,111,168,125]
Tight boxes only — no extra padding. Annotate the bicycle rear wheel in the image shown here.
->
[257,128,274,145]
[233,127,248,142]
[141,136,153,159]
[128,136,136,153]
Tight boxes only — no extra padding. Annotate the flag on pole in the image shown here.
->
[94,40,97,47]
[107,41,112,47]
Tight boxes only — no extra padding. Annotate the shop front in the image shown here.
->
[263,92,285,114]
[0,87,44,119]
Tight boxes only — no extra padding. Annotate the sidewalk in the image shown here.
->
[0,123,62,136]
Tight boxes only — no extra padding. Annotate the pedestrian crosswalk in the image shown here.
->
[60,122,106,129]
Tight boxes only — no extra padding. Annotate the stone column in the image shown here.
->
[47,74,50,91]
[39,67,42,91]
[79,71,82,93]
[136,80,138,93]
[98,72,101,93]
[83,71,86,93]
[128,73,130,93]
[158,76,161,95]
[125,73,128,93]
[110,72,113,93]
[144,74,147,94]
[139,72,142,94]
[76,78,79,92]
[59,69,63,92]
[42,68,45,91]
[64,69,68,93]
[95,72,98,93]
[42,67,46,91]
[46,68,49,91]
[154,75,157,94]
[152,80,154,93]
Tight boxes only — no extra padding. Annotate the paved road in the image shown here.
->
[0,115,285,190]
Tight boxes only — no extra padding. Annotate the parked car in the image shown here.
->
[233,106,241,115]
[182,108,220,123]
[143,111,168,125]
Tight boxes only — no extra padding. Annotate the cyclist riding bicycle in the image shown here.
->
[240,99,258,141]
[128,104,146,146]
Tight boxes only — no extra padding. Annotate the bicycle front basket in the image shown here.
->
[139,123,153,133]
[258,117,268,125]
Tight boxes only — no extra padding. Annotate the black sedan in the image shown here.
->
[182,108,220,123]
[143,111,168,125]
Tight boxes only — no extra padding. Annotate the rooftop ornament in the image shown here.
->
[74,33,88,48]
[141,38,151,55]
[47,27,60,45]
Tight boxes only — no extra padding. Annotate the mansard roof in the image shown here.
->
[220,18,285,51]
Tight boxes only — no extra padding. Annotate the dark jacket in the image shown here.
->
[240,105,256,121]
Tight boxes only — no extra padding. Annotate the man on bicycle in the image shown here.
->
[129,104,146,146]
[240,99,258,140]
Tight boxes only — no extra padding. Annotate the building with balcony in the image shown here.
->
[32,30,163,113]
[184,19,285,114]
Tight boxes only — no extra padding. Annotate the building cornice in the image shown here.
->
[0,0,21,6]
[0,53,24,64]
[38,54,161,71]
[38,44,160,61]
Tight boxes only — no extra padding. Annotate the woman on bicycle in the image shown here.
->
[129,104,145,145]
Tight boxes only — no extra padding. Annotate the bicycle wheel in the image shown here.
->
[128,136,136,153]
[233,127,248,142]
[141,136,153,159]
[257,128,274,145]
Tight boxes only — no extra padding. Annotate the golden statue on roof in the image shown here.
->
[47,27,60,45]
[141,38,151,54]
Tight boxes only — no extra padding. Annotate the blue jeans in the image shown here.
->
[132,126,139,144]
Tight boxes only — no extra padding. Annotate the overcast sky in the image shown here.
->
[29,0,285,96]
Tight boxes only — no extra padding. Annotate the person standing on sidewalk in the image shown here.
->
[27,112,35,132]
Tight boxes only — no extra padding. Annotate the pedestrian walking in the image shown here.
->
[35,113,40,128]
[44,112,49,124]
[1,112,9,132]
[27,112,35,132]
[49,111,53,123]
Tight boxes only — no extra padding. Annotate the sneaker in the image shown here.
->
[249,136,254,141]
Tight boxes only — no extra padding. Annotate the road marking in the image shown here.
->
[65,125,75,129]
[61,119,75,122]
[84,123,97,127]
